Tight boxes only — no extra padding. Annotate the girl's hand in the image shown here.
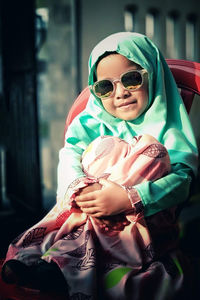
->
[75,179,132,218]
[78,183,102,195]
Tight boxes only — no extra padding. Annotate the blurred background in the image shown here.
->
[0,0,200,257]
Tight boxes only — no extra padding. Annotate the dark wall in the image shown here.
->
[0,1,42,255]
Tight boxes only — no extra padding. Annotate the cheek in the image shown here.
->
[144,80,149,103]
[143,91,149,107]
[142,99,148,114]
[101,101,112,112]
[140,87,149,110]
[141,97,149,114]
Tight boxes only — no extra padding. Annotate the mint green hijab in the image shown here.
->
[86,32,198,175]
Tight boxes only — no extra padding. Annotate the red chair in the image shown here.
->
[166,59,200,113]
[1,59,200,299]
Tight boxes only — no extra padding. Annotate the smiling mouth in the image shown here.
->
[118,100,137,108]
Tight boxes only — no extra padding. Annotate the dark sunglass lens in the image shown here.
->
[122,71,142,90]
[94,80,113,98]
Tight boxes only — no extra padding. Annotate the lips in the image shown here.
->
[118,100,137,107]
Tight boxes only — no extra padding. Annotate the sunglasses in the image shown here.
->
[91,69,147,99]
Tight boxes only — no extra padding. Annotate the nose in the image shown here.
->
[115,81,130,99]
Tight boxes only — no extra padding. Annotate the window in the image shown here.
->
[166,11,180,58]
[146,12,155,40]
[186,14,197,61]
[124,5,137,32]
[145,9,159,39]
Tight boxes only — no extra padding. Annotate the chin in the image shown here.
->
[118,114,138,121]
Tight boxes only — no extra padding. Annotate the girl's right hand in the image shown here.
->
[75,179,132,218]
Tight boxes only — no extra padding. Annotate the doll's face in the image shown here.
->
[96,54,149,121]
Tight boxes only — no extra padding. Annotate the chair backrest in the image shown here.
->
[166,59,200,113]
[64,59,200,136]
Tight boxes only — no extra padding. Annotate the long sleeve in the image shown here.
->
[134,163,193,217]
[56,113,100,203]
[57,143,85,201]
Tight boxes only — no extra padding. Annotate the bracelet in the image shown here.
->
[121,185,143,213]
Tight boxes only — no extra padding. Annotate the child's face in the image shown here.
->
[96,54,149,121]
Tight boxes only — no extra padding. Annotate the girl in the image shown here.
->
[2,32,198,299]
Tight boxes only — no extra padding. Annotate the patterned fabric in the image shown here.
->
[81,135,170,186]
[3,135,183,299]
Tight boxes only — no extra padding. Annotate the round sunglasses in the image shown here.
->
[91,69,147,99]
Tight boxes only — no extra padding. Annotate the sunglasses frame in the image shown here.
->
[91,69,147,99]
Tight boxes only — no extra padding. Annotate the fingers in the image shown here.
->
[79,183,102,196]
[80,206,102,217]
[76,200,96,209]
[75,186,114,217]
[75,197,105,217]
[76,190,100,202]
[76,195,94,204]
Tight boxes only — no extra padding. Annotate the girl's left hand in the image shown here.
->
[75,179,132,218]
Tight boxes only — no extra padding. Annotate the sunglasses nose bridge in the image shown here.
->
[113,79,130,98]
[112,78,125,89]
[112,78,121,86]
